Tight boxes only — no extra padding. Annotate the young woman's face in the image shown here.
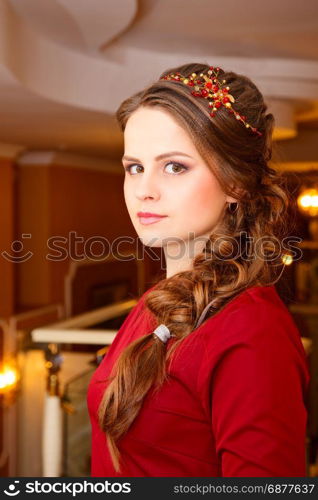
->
[122,106,235,248]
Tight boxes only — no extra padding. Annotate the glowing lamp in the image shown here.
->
[297,187,318,241]
[282,254,293,266]
[0,362,20,394]
[297,188,318,217]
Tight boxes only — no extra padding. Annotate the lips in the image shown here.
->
[137,212,166,218]
[137,213,168,225]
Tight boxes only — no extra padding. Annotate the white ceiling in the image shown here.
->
[0,0,317,157]
[103,0,318,61]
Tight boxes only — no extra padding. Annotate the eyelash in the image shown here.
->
[124,161,188,175]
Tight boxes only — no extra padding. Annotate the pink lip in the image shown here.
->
[137,212,166,218]
[138,216,167,225]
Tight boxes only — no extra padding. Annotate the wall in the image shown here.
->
[0,145,22,477]
[15,151,161,311]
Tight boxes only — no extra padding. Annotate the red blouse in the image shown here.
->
[87,284,310,477]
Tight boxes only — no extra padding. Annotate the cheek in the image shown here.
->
[178,174,226,221]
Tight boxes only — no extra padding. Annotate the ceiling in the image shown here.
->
[0,0,317,158]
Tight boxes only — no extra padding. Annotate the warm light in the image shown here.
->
[282,254,293,266]
[0,365,19,392]
[297,188,318,217]
[272,127,297,141]
[266,99,297,141]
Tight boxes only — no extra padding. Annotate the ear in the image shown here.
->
[225,195,239,204]
[225,186,245,204]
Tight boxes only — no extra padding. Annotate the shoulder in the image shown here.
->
[119,284,158,332]
[127,283,157,315]
[201,285,289,331]
[196,285,310,400]
[198,284,305,356]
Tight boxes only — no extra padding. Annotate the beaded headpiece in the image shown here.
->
[161,66,263,137]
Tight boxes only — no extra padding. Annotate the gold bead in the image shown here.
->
[192,73,196,77]
[223,79,226,83]
[183,78,189,84]
[208,70,212,75]
[225,102,231,108]
[195,86,199,91]
[200,73,204,77]
[245,124,250,128]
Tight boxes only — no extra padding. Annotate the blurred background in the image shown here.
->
[0,0,318,478]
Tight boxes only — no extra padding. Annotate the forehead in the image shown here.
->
[124,106,197,156]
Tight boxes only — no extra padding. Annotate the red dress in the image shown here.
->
[87,284,310,477]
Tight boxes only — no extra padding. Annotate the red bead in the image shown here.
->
[205,81,212,89]
[188,81,194,86]
[201,89,209,97]
[209,66,214,70]
[212,85,219,92]
[222,96,230,103]
[191,91,201,97]
[222,88,229,93]
[215,101,222,108]
[196,80,202,84]
[210,112,216,117]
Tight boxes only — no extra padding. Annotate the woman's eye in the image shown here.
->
[164,162,188,174]
[124,164,141,175]
[124,162,188,175]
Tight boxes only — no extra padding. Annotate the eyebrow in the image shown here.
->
[121,151,194,162]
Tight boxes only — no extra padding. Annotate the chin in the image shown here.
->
[138,235,165,248]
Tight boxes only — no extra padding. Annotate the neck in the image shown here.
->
[164,233,210,279]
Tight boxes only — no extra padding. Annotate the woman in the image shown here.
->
[87,63,310,477]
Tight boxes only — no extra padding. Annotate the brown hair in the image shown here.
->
[98,62,290,472]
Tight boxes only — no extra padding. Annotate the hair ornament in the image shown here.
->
[152,324,172,344]
[161,66,263,137]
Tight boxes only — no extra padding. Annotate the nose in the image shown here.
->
[134,170,160,201]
